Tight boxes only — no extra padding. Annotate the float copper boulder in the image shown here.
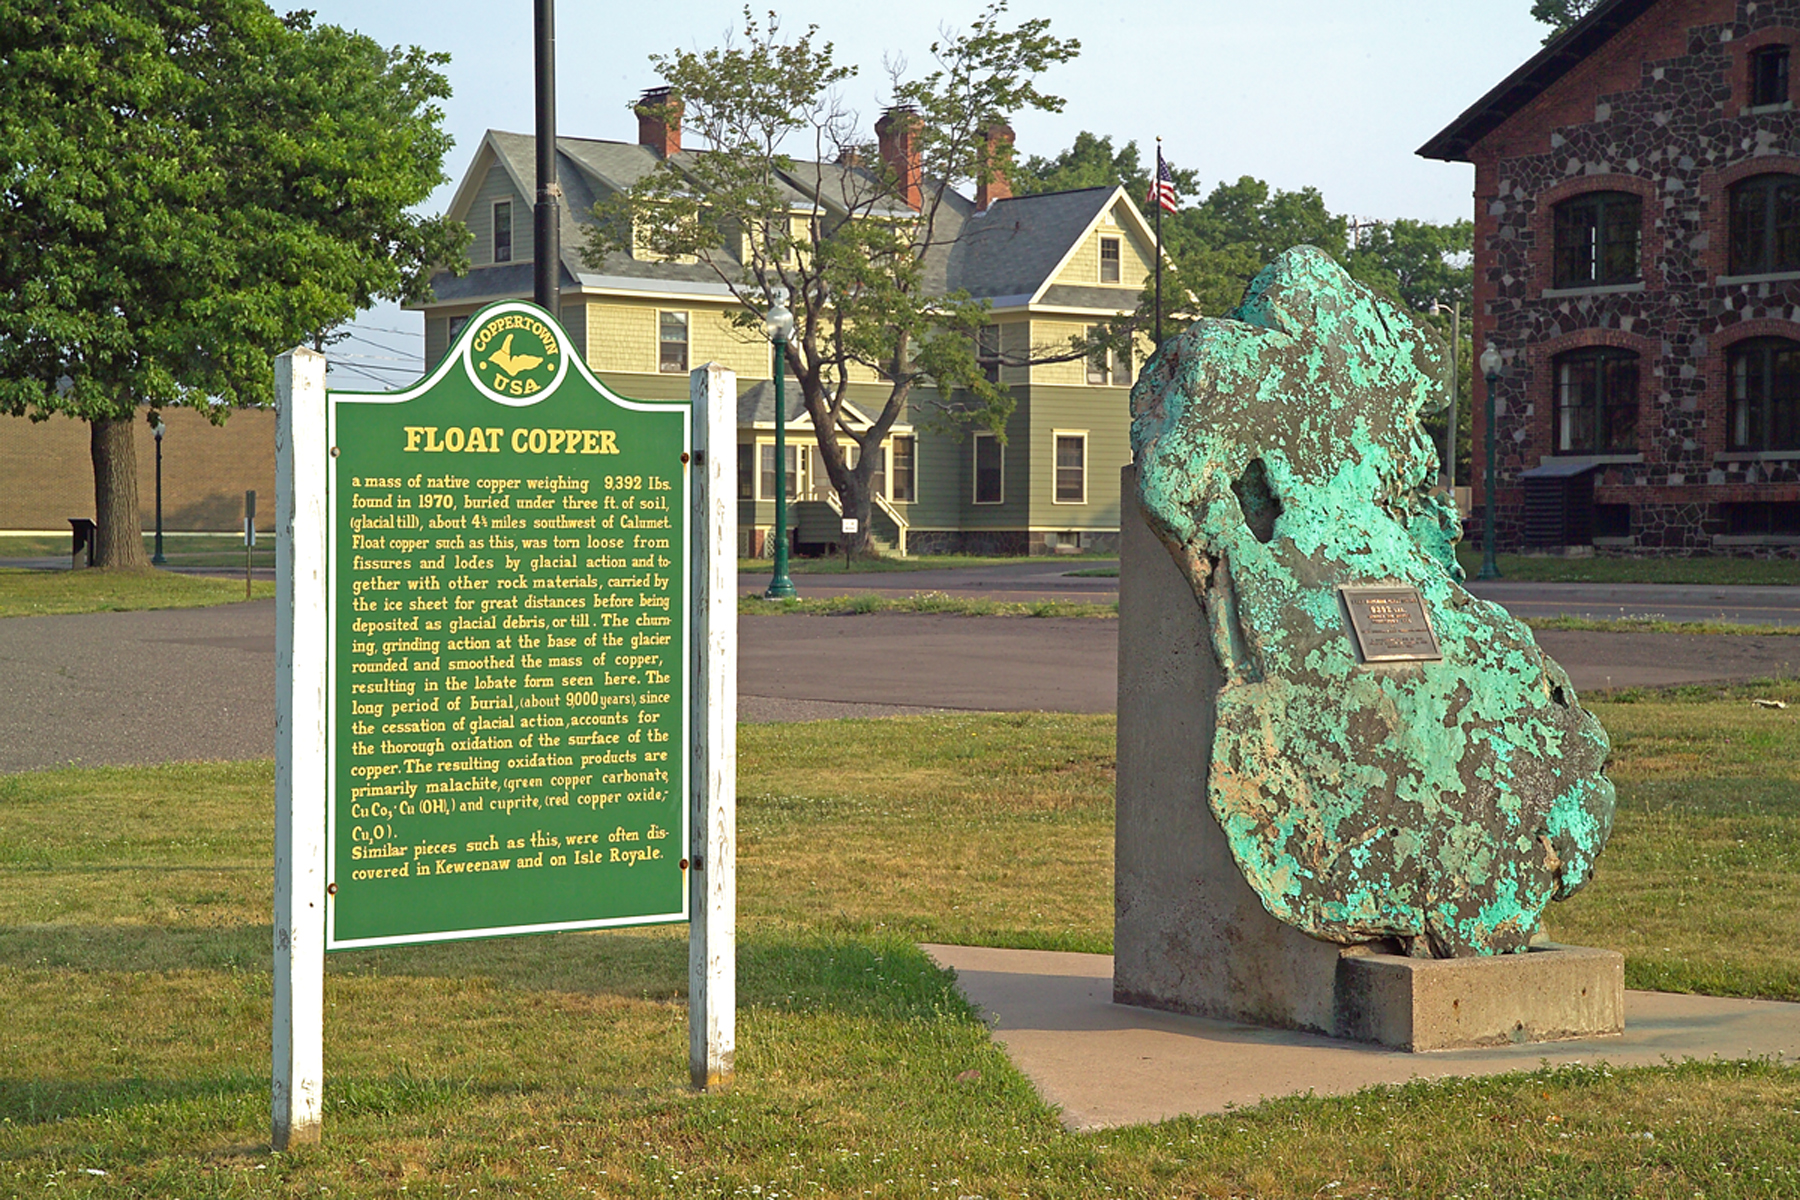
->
[1130,246,1614,957]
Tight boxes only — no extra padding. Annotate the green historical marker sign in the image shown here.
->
[325,300,690,948]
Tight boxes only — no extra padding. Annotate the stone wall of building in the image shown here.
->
[1468,0,1800,555]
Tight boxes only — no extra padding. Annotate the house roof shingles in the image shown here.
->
[429,132,1138,313]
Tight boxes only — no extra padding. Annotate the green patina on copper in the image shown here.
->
[1131,246,1614,958]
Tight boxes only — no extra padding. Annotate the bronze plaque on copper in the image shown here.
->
[1340,585,1442,663]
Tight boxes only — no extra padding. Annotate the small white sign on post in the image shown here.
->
[841,517,859,535]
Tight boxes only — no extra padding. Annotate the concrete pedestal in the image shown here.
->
[1114,467,1624,1050]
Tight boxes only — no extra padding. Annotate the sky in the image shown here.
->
[302,1,1553,388]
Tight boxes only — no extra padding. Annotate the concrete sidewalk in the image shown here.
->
[924,944,1800,1130]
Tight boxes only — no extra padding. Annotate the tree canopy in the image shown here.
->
[1013,131,1198,200]
[589,3,1079,553]
[0,1,466,566]
[1531,0,1601,40]
[1021,129,1474,478]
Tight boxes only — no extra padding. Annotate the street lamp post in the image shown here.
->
[1430,299,1460,494]
[152,419,167,565]
[1478,343,1503,581]
[763,289,797,600]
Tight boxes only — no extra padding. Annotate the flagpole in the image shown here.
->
[1154,138,1164,349]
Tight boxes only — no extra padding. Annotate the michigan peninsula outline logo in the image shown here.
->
[465,307,565,402]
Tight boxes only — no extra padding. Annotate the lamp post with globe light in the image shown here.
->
[763,289,797,600]
[1429,299,1460,495]
[152,419,167,565]
[1478,343,1504,580]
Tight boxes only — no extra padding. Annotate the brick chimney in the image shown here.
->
[875,106,922,210]
[976,120,1015,212]
[635,86,681,158]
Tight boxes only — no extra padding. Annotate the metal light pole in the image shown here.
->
[1430,299,1460,494]
[532,0,560,314]
[1478,343,1503,581]
[763,289,797,600]
[152,419,167,565]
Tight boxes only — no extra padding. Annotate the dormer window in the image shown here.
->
[1099,236,1121,283]
[493,201,513,263]
[1552,192,1640,287]
[1753,45,1791,107]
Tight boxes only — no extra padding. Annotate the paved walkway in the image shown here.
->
[924,945,1800,1130]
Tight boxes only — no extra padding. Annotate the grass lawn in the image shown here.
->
[740,592,1117,619]
[1455,545,1799,585]
[2,685,1798,1195]
[737,552,1115,575]
[0,567,274,618]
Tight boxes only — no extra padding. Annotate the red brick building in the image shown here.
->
[1422,0,1800,556]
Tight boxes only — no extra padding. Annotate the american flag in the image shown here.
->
[1148,155,1178,214]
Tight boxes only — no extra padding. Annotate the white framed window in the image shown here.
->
[448,315,469,339]
[493,200,513,263]
[1053,432,1087,504]
[1085,325,1132,385]
[1099,235,1121,283]
[976,323,1001,383]
[756,439,803,501]
[659,310,689,373]
[973,432,1004,504]
[890,436,916,502]
[737,443,755,500]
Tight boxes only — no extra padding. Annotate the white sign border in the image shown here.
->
[322,299,693,951]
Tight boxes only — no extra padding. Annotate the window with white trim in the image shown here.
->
[1053,433,1087,504]
[977,324,1001,383]
[493,201,513,263]
[659,311,689,373]
[890,436,916,502]
[973,432,1003,504]
[757,440,801,501]
[1085,325,1131,385]
[1099,236,1121,283]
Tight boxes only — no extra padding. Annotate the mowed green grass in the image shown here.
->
[2,689,1799,1196]
[0,567,273,618]
[1454,545,1799,585]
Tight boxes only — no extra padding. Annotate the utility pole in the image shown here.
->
[533,0,560,314]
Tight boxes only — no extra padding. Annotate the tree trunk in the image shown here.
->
[90,416,149,570]
[838,467,876,558]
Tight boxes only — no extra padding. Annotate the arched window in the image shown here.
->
[1554,348,1638,453]
[1728,174,1800,274]
[1728,337,1800,450]
[1553,191,1641,287]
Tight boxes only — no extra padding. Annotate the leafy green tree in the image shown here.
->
[1531,0,1600,40]
[589,4,1078,553]
[1013,130,1198,199]
[1344,219,1474,481]
[0,2,466,567]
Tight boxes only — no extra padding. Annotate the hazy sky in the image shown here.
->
[303,1,1552,387]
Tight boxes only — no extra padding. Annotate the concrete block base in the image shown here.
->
[1336,943,1624,1051]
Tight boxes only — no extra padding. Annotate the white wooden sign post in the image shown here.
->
[271,344,738,1148]
[273,347,329,1149]
[688,362,737,1088]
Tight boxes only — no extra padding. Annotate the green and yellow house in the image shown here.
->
[409,101,1160,556]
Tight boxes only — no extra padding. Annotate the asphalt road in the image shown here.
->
[1,593,1794,773]
[741,561,1800,625]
